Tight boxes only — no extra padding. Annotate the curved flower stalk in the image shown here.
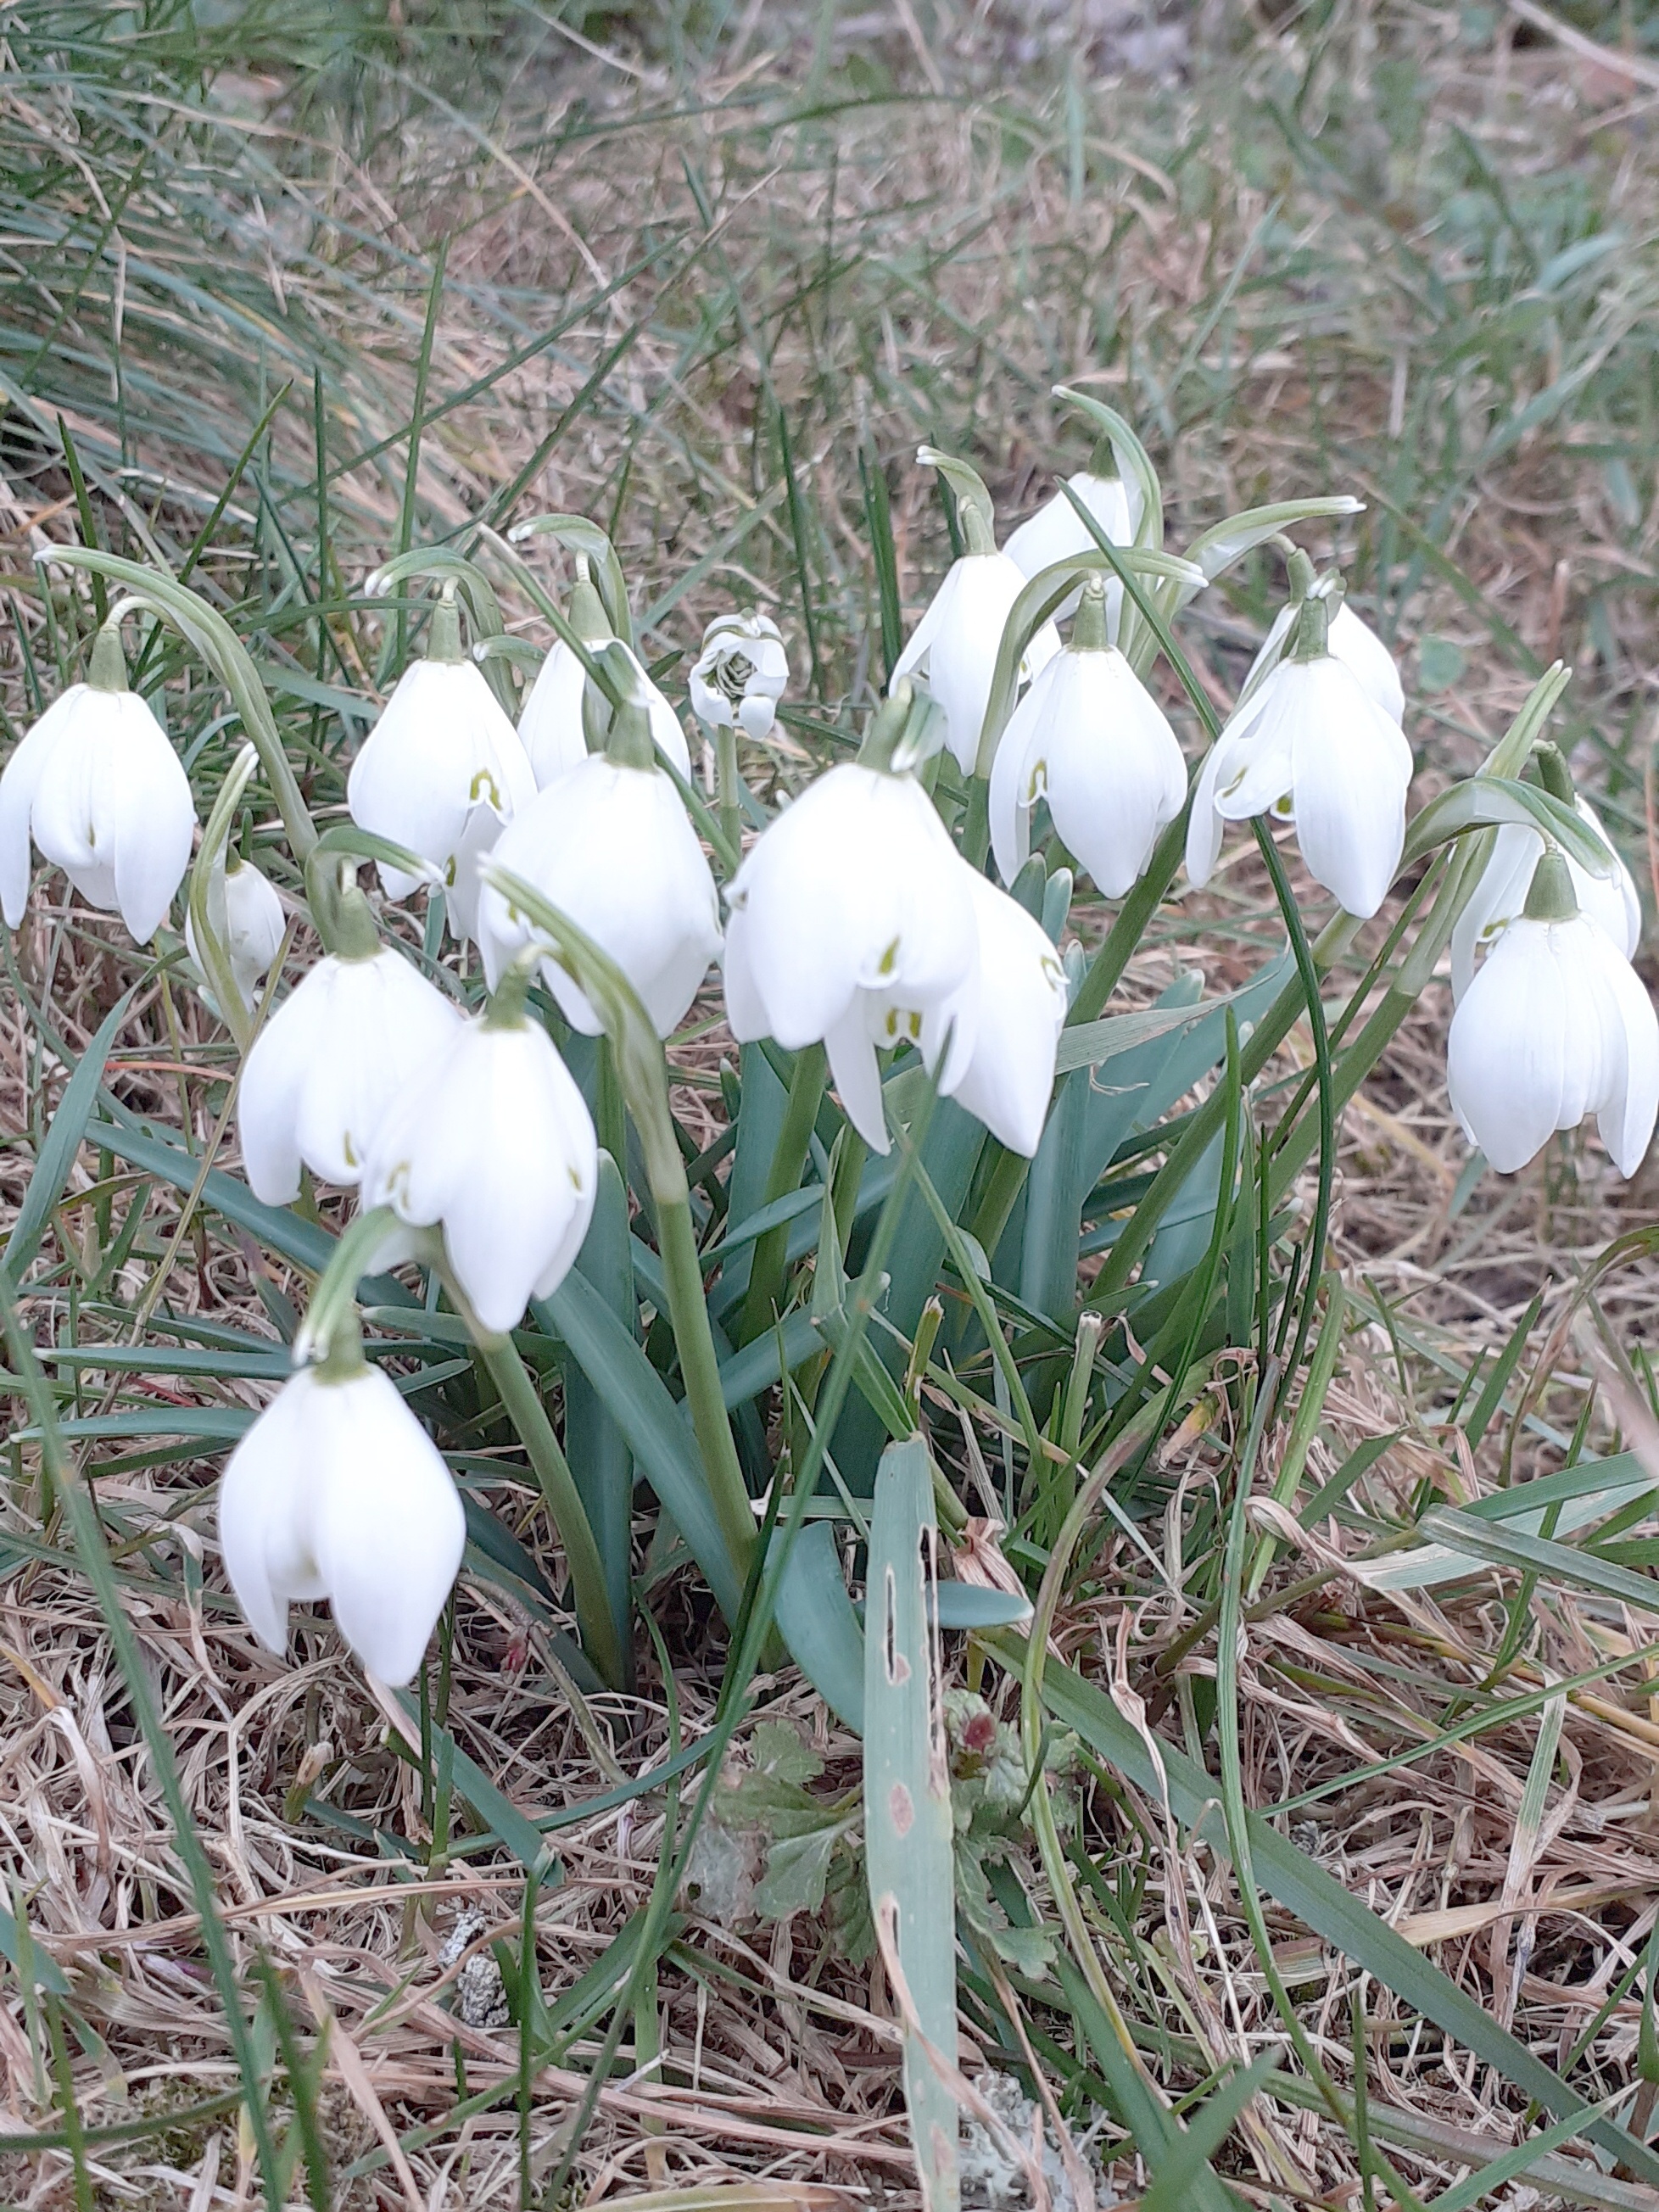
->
[347,588,536,941]
[219,1302,466,1686]
[1450,749,1640,1001]
[988,577,1187,897]
[0,616,195,943]
[689,611,790,740]
[1446,848,1659,1176]
[723,686,978,1153]
[477,857,757,1595]
[478,673,721,1038]
[892,449,1059,774]
[237,863,462,1204]
[1186,587,1413,920]
[46,546,318,867]
[360,961,600,1335]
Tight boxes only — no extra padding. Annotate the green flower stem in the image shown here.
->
[478,861,757,1584]
[739,1042,826,1345]
[187,741,261,1054]
[656,1189,759,1574]
[48,548,318,866]
[294,1204,405,1368]
[716,723,741,857]
[473,1329,628,1692]
[1086,909,1361,1312]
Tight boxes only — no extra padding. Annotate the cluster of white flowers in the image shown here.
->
[4,440,1653,1688]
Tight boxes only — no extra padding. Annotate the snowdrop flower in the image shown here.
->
[1187,593,1413,920]
[1005,467,1140,622]
[186,855,286,1016]
[1243,595,1404,725]
[1450,775,1640,1002]
[0,623,194,942]
[689,612,790,740]
[219,1360,465,1684]
[723,690,977,1153]
[989,578,1187,897]
[347,593,536,941]
[516,555,612,788]
[238,904,462,1204]
[892,450,1060,776]
[476,695,721,1037]
[362,983,598,1334]
[947,867,1069,1157]
[1446,848,1659,1176]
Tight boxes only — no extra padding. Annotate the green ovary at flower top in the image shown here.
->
[9,417,1659,1700]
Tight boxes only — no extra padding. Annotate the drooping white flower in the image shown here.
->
[1450,793,1640,1002]
[238,942,462,1203]
[0,632,194,943]
[1187,627,1414,920]
[186,856,286,1016]
[518,635,690,789]
[689,612,790,740]
[477,753,721,1037]
[1004,470,1140,621]
[517,634,590,790]
[946,867,1069,1157]
[361,1004,598,1334]
[989,578,1187,897]
[218,1362,465,1684]
[723,757,977,1153]
[1244,597,1405,725]
[347,606,536,941]
[893,551,1059,776]
[1446,850,1659,1176]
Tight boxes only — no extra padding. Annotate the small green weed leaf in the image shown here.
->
[1418,634,1466,692]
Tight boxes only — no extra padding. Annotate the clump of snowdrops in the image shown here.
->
[4,394,1650,1711]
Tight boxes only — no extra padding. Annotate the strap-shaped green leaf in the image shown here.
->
[1167,494,1365,612]
[4,989,131,1286]
[1401,774,1618,876]
[775,1521,865,1729]
[539,1271,746,1625]
[865,1436,958,2212]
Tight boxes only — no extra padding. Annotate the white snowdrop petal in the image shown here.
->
[1288,669,1410,919]
[217,1372,322,1656]
[823,996,892,1154]
[102,705,198,942]
[0,690,78,928]
[518,640,590,790]
[946,869,1067,1157]
[1446,922,1570,1173]
[1586,923,1659,1176]
[311,1369,466,1684]
[479,760,721,1041]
